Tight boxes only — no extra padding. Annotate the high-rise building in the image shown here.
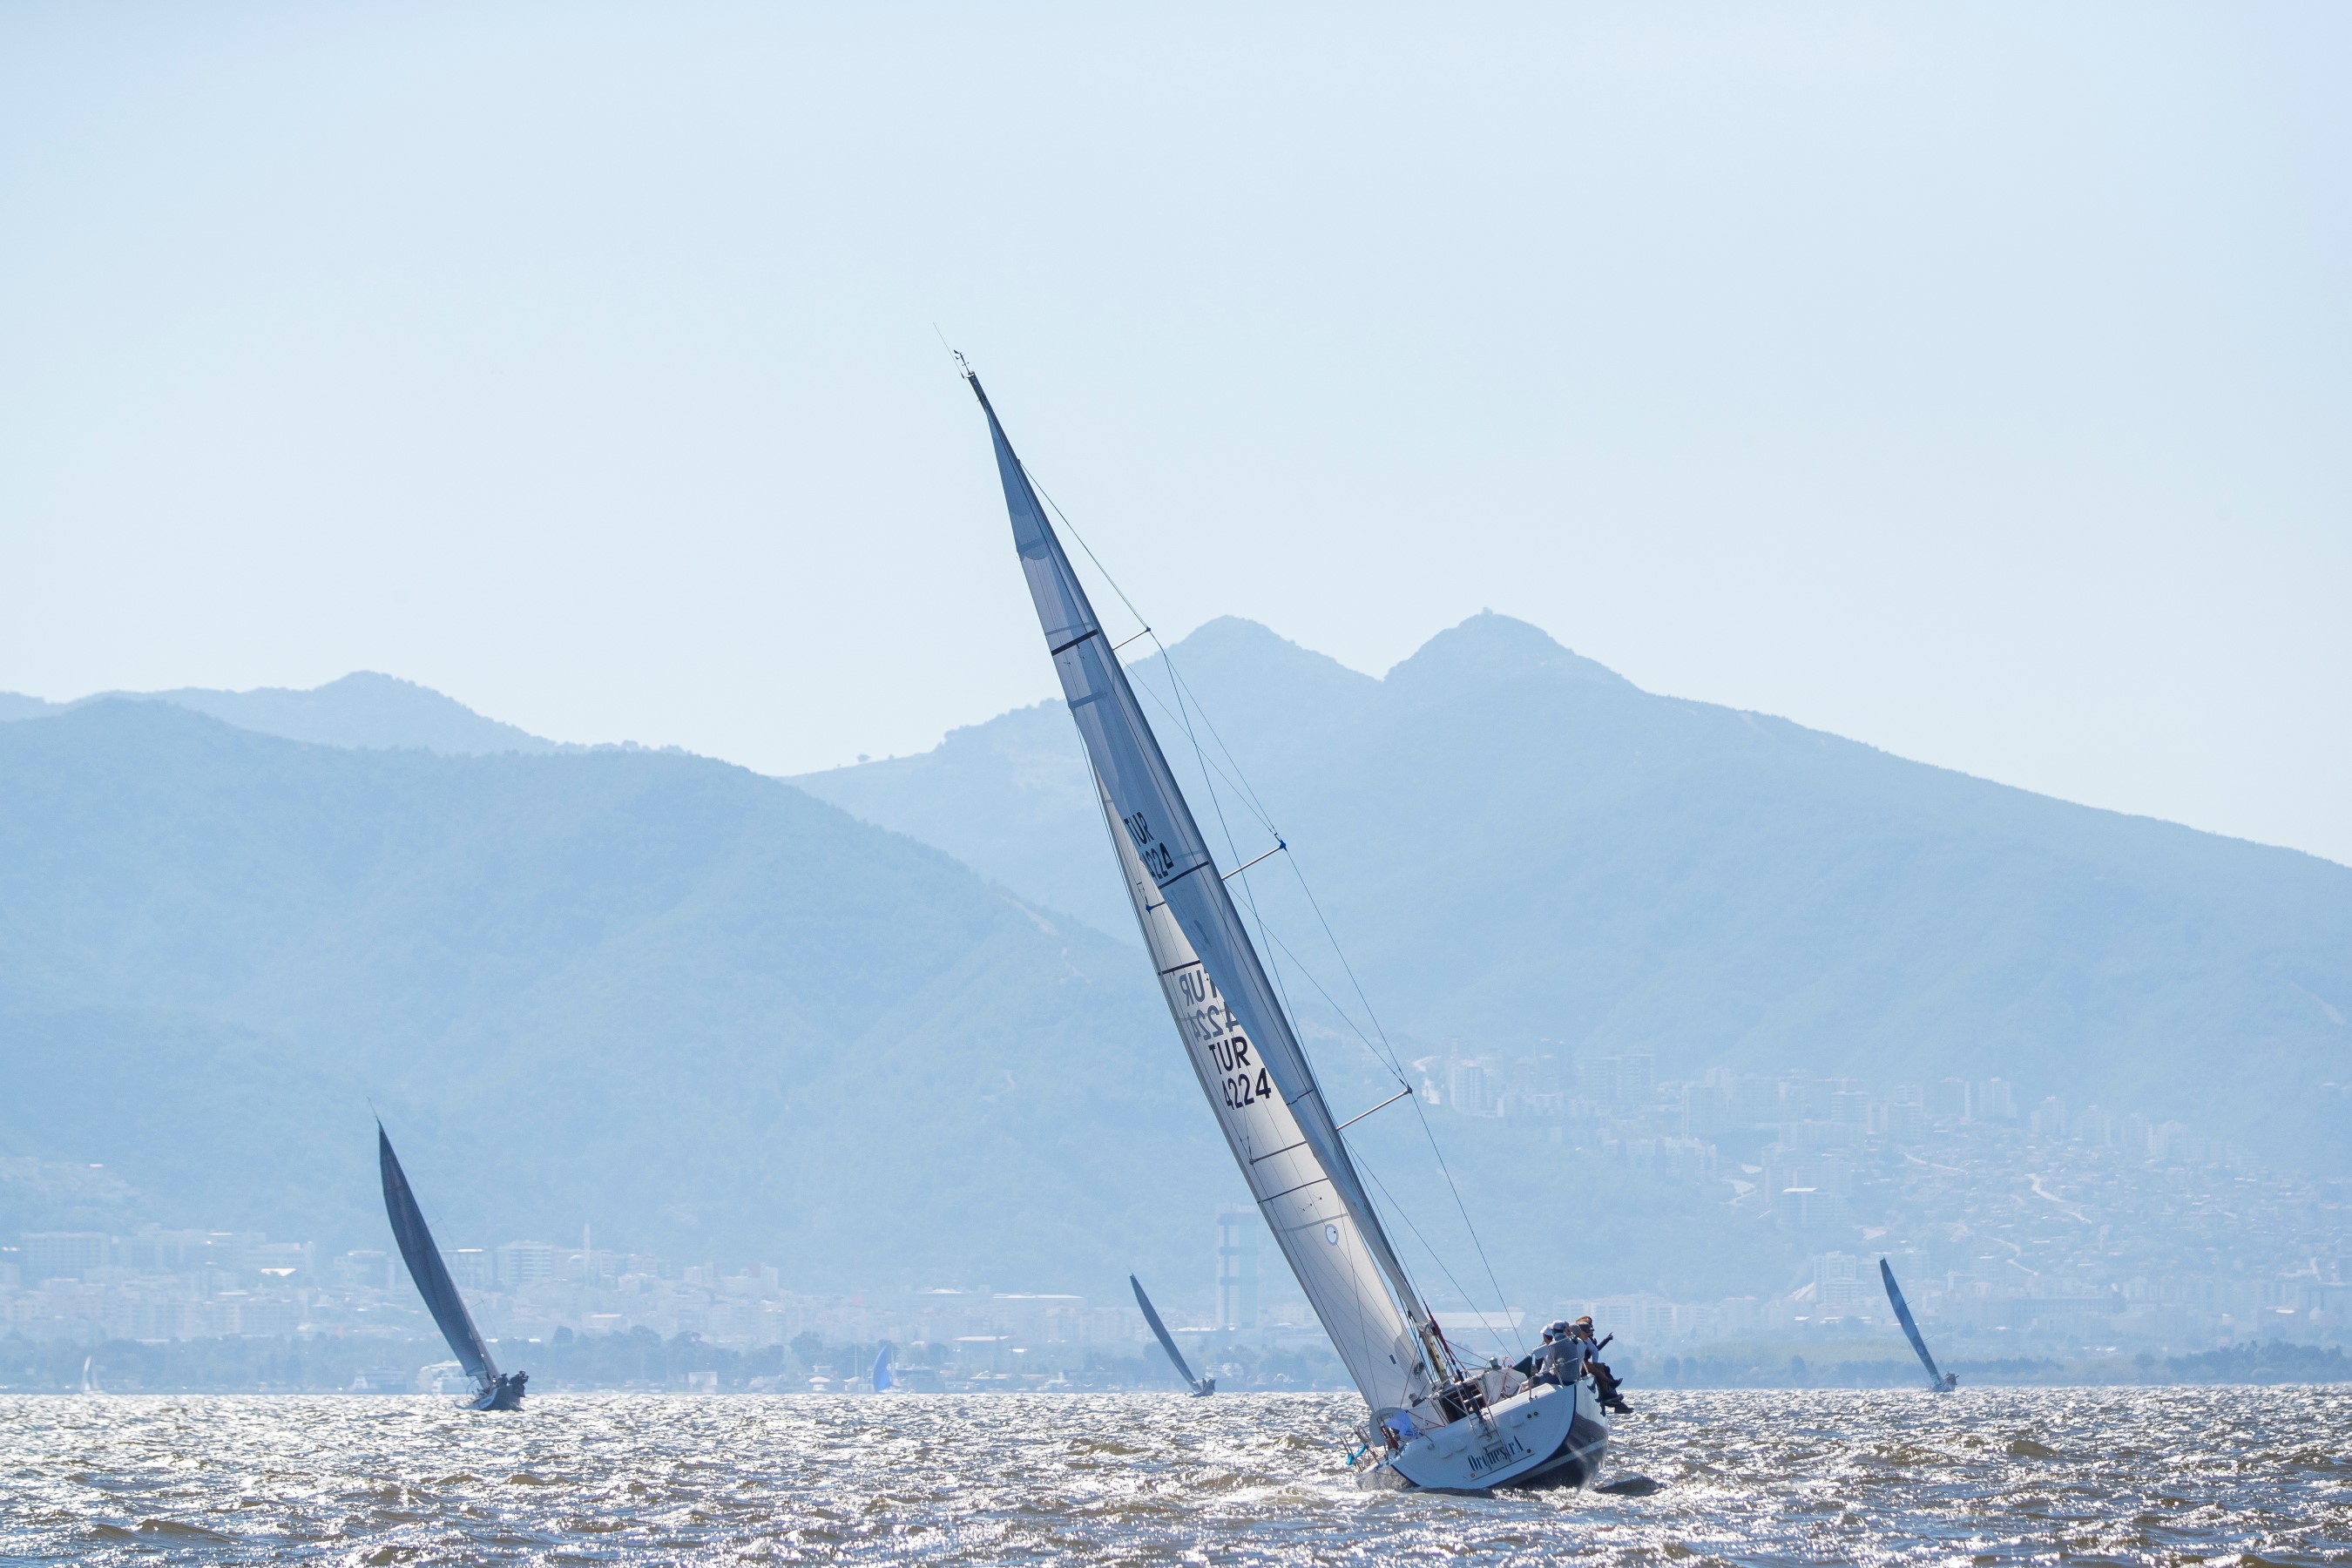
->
[1929,1078,1972,1120]
[496,1240,558,1287]
[1813,1252,1868,1312]
[23,1233,110,1282]
[1779,1072,1833,1121]
[2030,1097,2069,1139]
[1215,1208,1260,1330]
[1732,1074,1780,1125]
[1978,1078,2017,1121]
[333,1249,392,1289]
[1509,1051,1567,1115]
[1447,1056,1502,1117]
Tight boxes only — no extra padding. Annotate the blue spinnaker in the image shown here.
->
[379,1125,498,1397]
[1880,1258,1948,1391]
[1131,1274,1209,1395]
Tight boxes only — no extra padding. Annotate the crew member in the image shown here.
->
[1524,1320,1582,1388]
[1572,1316,1631,1414]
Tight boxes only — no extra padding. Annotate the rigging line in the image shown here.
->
[1125,672,1281,839]
[1019,451,1281,842]
[1404,1092,1530,1363]
[1144,619,1450,1340]
[1031,467,1276,840]
[1017,463,1155,652]
[1358,1159,1480,1375]
[1280,853,1410,1080]
[1019,452,1278,842]
[1254,922,1408,1092]
[1110,578,1300,1073]
[1043,491,1445,1340]
[1014,448,1469,1342]
[1261,832,1520,1357]
[1152,650,1282,835]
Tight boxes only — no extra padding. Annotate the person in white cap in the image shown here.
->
[1522,1320,1585,1388]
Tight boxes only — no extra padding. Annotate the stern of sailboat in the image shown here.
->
[1361,1377,1611,1493]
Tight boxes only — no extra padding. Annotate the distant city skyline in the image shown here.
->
[1,5,2347,865]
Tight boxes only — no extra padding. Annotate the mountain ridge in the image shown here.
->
[795,612,2352,1173]
[0,672,562,756]
[0,699,1220,1291]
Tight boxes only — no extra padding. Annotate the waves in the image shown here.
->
[3,1387,2348,1564]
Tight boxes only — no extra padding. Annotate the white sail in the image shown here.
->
[1098,774,1430,1413]
[968,372,1444,1421]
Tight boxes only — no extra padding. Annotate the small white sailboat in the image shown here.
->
[964,369,1608,1491]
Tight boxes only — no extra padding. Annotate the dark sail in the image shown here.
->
[1880,1258,1950,1391]
[379,1125,499,1396]
[1131,1274,1210,1395]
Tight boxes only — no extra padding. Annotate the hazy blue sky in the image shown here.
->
[3,3,2346,862]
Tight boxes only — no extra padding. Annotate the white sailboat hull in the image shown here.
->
[1371,1380,1610,1493]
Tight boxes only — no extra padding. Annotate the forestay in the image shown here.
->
[968,373,1439,1420]
[378,1125,499,1395]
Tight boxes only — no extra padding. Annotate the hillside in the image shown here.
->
[0,672,559,755]
[795,613,2352,1175]
[0,701,1213,1292]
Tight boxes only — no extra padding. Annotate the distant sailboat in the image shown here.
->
[378,1124,527,1410]
[967,368,1606,1491]
[79,1355,100,1396]
[1130,1275,1213,1396]
[871,1345,896,1393]
[1881,1259,1958,1392]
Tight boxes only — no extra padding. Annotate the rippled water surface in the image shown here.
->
[4,1388,2349,1565]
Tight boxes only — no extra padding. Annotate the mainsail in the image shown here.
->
[1130,1274,1210,1395]
[379,1125,499,1396]
[1879,1258,1947,1390]
[970,372,1443,1420]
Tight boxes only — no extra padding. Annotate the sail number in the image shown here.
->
[1123,812,1177,880]
[1175,967,1273,1111]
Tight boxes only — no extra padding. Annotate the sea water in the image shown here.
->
[3,1386,2347,1564]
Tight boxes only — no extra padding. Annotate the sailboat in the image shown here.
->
[378,1123,528,1410]
[871,1345,896,1393]
[1880,1259,1958,1392]
[1131,1275,1214,1396]
[965,369,1607,1491]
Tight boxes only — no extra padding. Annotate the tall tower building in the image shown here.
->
[1215,1208,1260,1330]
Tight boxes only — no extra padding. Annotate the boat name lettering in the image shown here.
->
[1464,1436,1529,1477]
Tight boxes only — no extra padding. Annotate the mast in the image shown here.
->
[967,371,1452,1415]
[379,1124,500,1397]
